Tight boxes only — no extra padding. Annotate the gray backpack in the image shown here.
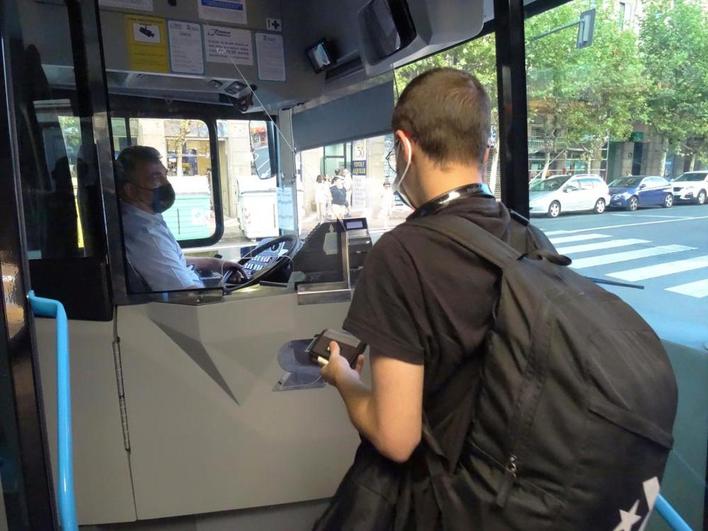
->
[409,215,678,531]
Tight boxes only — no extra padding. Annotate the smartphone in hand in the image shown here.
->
[306,329,365,368]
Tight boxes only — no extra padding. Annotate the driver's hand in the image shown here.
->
[223,260,247,283]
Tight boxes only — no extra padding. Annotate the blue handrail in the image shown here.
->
[27,291,78,531]
[656,494,692,531]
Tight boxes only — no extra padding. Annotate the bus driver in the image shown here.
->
[116,146,245,292]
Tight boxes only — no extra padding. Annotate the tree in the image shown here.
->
[640,0,708,170]
[172,119,193,177]
[525,1,647,177]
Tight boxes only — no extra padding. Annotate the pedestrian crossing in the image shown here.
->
[547,232,708,299]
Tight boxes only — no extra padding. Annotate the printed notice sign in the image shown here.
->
[277,186,295,232]
[198,0,247,25]
[205,26,253,65]
[255,33,285,82]
[99,0,153,11]
[125,15,169,73]
[168,21,204,74]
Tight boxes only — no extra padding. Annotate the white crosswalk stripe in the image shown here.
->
[665,279,708,298]
[556,238,649,255]
[608,255,708,282]
[569,245,695,269]
[543,230,572,236]
[549,233,611,245]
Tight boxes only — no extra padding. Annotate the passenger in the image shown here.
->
[329,175,348,219]
[341,168,353,215]
[116,146,245,292]
[314,68,555,529]
[314,174,330,223]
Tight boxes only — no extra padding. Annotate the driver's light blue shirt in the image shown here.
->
[121,203,204,291]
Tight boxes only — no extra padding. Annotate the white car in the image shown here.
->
[671,171,708,205]
[529,174,610,218]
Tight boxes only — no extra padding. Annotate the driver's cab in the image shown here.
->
[6,0,474,525]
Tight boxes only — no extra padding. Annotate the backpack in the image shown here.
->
[408,214,678,530]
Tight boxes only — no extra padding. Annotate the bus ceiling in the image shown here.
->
[20,0,517,115]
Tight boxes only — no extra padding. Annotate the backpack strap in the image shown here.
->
[409,215,524,270]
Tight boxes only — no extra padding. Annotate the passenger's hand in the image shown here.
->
[223,260,247,283]
[320,341,365,387]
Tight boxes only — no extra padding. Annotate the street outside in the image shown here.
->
[531,204,708,347]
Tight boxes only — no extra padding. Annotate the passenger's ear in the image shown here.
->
[483,146,490,165]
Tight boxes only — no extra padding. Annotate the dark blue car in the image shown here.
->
[608,175,674,211]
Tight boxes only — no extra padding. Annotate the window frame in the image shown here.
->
[110,112,225,249]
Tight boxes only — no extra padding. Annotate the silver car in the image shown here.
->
[529,174,610,218]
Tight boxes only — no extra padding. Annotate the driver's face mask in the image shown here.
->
[393,135,415,209]
[134,182,176,214]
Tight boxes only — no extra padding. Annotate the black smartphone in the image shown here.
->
[306,329,365,368]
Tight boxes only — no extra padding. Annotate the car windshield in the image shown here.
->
[609,177,643,187]
[674,172,707,182]
[530,176,570,192]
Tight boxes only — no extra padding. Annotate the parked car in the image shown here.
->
[608,175,673,210]
[529,174,610,218]
[671,171,708,205]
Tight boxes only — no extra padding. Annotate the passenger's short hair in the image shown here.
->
[392,67,491,166]
[115,145,162,186]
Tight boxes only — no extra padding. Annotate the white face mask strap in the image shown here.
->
[393,136,413,207]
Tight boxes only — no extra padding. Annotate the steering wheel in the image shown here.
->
[223,234,301,291]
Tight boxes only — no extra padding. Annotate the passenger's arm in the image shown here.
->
[321,342,424,463]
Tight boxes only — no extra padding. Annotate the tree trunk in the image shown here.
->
[688,153,696,171]
[489,147,500,198]
[590,142,605,178]
[542,151,551,179]
[176,142,184,177]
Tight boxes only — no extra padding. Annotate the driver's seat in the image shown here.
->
[125,257,151,292]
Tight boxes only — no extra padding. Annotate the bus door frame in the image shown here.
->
[0,3,57,526]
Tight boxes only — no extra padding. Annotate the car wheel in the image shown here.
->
[697,190,707,205]
[663,193,673,208]
[627,196,639,211]
[594,198,606,214]
[548,201,561,218]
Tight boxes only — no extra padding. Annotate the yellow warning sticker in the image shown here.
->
[125,15,168,73]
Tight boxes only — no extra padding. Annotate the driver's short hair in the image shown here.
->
[115,145,162,187]
[392,67,491,167]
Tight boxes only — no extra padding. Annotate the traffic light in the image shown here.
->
[577,9,596,49]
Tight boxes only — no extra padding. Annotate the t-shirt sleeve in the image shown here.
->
[343,232,425,365]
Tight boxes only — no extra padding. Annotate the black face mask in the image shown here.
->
[135,183,175,213]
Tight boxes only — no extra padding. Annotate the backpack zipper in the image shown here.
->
[495,454,518,507]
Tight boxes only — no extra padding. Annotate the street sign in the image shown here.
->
[352,160,367,176]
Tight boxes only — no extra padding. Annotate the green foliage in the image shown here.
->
[393,0,707,167]
[639,0,708,159]
[395,33,498,119]
[526,2,647,163]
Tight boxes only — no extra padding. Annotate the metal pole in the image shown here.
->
[494,0,530,217]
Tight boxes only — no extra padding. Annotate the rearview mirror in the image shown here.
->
[639,184,646,189]
[249,121,271,180]
[564,185,578,192]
